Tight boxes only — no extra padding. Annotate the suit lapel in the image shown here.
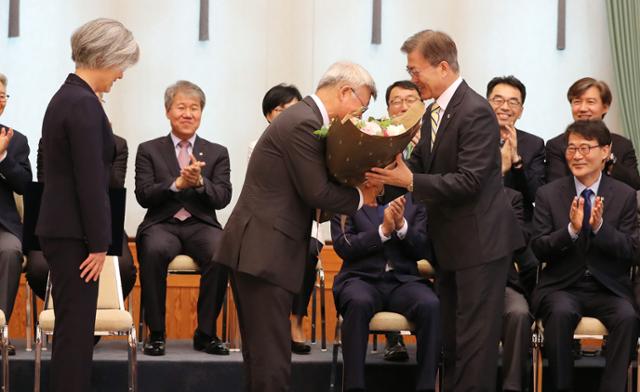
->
[363,205,381,226]
[161,134,181,177]
[427,81,467,169]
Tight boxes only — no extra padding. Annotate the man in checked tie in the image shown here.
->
[367,30,524,391]
[531,119,639,392]
[135,80,232,356]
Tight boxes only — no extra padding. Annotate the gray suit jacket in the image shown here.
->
[214,96,360,292]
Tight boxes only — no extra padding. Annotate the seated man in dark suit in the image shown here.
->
[135,80,232,356]
[26,134,137,302]
[332,194,440,392]
[487,75,542,391]
[0,72,32,356]
[532,119,639,392]
[546,77,640,189]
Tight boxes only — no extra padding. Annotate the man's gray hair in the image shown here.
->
[317,61,377,99]
[0,72,6,88]
[164,80,206,110]
[71,18,140,70]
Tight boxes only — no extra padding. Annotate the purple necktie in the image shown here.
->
[174,141,192,221]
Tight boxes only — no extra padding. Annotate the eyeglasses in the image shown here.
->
[389,96,421,107]
[565,144,602,157]
[350,88,369,114]
[0,94,9,102]
[406,66,428,78]
[489,96,521,108]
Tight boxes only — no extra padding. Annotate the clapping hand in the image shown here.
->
[569,196,585,232]
[590,196,604,229]
[177,154,206,189]
[0,127,14,155]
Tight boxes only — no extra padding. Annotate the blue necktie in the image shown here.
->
[581,188,594,234]
[377,204,386,223]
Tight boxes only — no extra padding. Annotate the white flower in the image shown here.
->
[360,121,383,136]
[385,124,406,136]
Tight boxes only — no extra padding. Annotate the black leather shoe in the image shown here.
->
[291,340,311,355]
[384,342,409,362]
[144,333,166,356]
[193,329,229,355]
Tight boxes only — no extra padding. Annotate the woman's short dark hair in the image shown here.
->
[262,84,302,118]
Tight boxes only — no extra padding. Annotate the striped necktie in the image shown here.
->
[430,103,441,151]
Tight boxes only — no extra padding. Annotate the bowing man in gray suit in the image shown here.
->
[214,61,381,392]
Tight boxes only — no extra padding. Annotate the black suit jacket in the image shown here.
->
[0,127,32,240]
[36,74,114,252]
[386,81,524,271]
[331,194,430,294]
[546,132,640,189]
[214,96,360,293]
[504,129,546,222]
[134,134,231,235]
[38,134,127,188]
[531,175,639,313]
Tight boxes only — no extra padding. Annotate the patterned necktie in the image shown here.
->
[581,188,593,234]
[174,140,192,221]
[430,103,441,151]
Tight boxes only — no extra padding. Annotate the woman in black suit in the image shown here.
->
[35,18,138,392]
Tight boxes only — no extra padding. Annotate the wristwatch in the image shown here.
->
[407,175,414,192]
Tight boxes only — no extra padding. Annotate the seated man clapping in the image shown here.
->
[332,194,440,392]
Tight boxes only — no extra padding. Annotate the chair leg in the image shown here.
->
[2,325,8,392]
[221,287,228,343]
[34,328,42,392]
[137,297,145,345]
[329,315,342,392]
[319,272,327,351]
[311,283,317,345]
[128,327,138,392]
[372,334,378,353]
[26,283,33,351]
[626,362,632,392]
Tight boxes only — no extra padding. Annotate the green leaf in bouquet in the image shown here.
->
[313,125,329,138]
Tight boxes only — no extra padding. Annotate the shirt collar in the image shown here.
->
[170,132,197,148]
[310,94,330,127]
[574,172,603,197]
[435,76,463,112]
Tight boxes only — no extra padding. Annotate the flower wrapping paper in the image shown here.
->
[325,101,426,186]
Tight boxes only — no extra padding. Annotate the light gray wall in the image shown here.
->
[0,0,621,234]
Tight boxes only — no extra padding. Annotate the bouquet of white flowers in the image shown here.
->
[315,101,425,186]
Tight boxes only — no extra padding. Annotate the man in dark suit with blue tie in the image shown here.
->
[367,30,524,391]
[532,119,639,392]
[135,80,232,356]
[332,194,440,392]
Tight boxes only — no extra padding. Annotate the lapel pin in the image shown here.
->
[447,114,451,119]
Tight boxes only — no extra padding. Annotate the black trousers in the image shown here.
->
[40,237,98,392]
[26,233,136,300]
[439,255,510,392]
[334,272,441,391]
[291,238,322,317]
[231,270,293,392]
[0,227,22,322]
[538,275,638,392]
[137,218,228,336]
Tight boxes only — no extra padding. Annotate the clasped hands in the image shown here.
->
[569,195,604,233]
[381,196,406,237]
[176,154,206,190]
